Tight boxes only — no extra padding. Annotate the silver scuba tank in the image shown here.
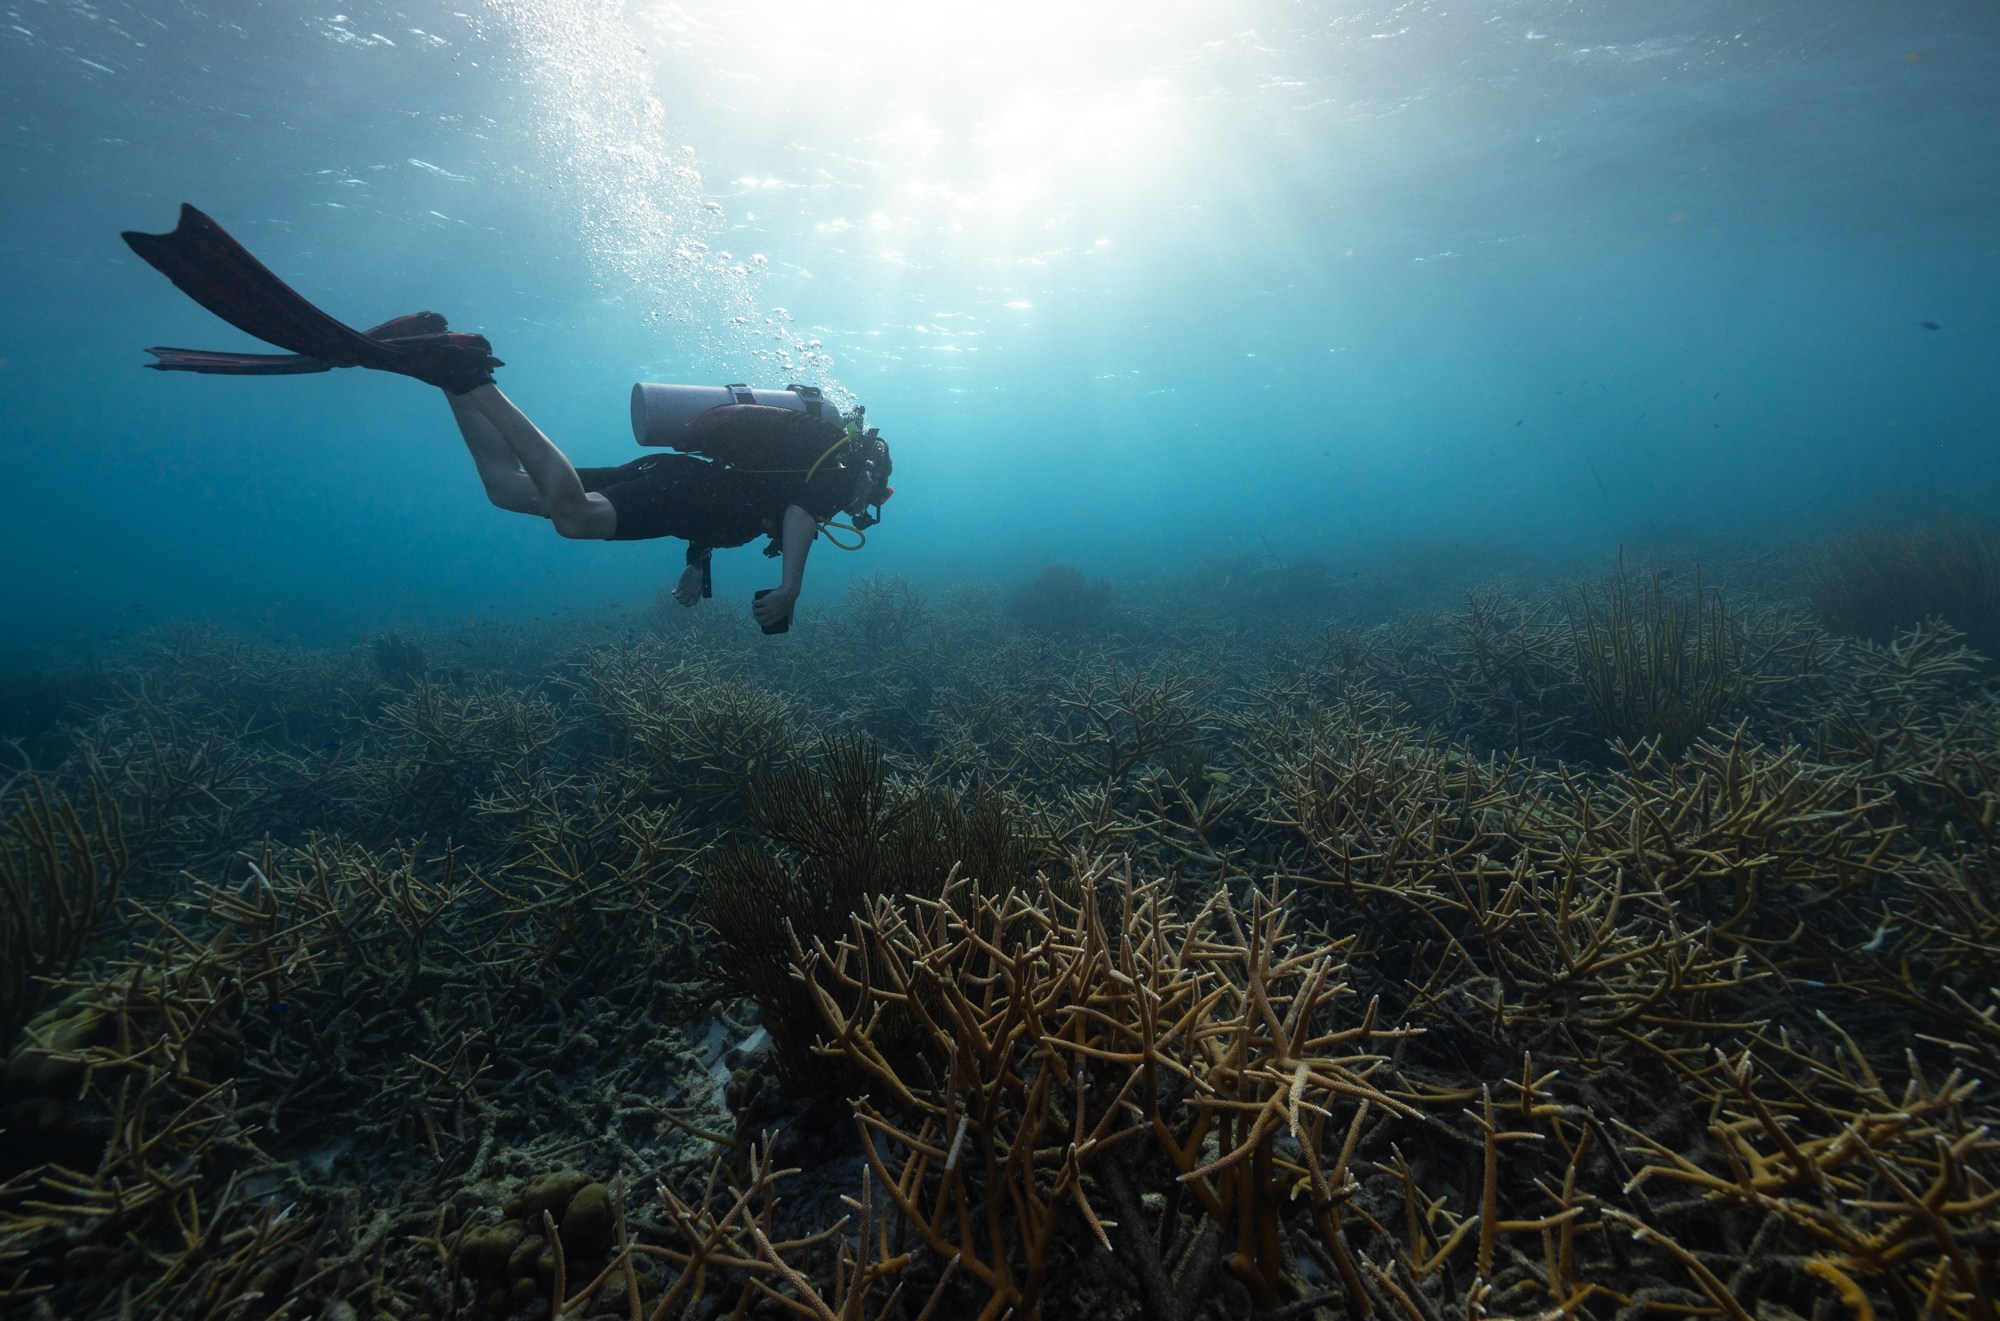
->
[631,382,838,448]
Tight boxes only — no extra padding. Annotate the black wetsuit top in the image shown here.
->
[574,405,855,546]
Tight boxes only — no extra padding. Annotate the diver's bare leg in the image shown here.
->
[450,385,617,539]
[447,393,545,515]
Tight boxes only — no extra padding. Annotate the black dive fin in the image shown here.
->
[123,205,397,364]
[123,206,502,392]
[142,313,452,377]
[143,348,336,376]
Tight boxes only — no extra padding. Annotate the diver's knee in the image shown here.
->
[551,509,608,540]
[478,471,544,515]
[550,491,615,540]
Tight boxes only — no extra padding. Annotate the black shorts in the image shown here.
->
[575,453,776,546]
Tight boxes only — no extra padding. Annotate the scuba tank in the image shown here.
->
[631,381,841,448]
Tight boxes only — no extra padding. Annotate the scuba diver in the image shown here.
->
[121,204,894,635]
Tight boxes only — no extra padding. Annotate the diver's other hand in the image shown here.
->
[672,563,704,608]
[751,584,798,631]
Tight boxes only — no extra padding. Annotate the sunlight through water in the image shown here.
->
[483,0,850,401]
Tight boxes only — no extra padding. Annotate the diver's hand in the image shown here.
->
[672,563,703,608]
[751,584,798,631]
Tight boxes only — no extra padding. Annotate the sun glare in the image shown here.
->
[657,0,1197,240]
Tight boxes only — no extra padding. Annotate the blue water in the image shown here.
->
[2,0,1995,655]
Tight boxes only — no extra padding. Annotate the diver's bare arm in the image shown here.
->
[777,505,816,595]
[452,384,617,540]
[751,504,816,628]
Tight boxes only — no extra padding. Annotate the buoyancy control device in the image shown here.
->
[630,380,893,546]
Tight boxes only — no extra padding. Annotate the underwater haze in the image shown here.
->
[1,0,1995,648]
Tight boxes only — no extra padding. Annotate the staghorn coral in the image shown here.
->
[0,809,712,1317]
[1618,1032,1998,1321]
[1049,658,1212,790]
[1427,590,1595,758]
[792,865,1420,1320]
[333,675,571,842]
[61,688,288,875]
[842,570,930,654]
[698,735,1036,1080]
[0,912,298,1315]
[566,639,802,818]
[1,543,1996,1319]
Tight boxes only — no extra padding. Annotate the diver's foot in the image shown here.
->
[363,311,451,341]
[382,331,504,395]
[228,313,456,377]
[672,564,704,607]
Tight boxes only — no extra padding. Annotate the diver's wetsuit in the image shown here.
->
[574,404,855,546]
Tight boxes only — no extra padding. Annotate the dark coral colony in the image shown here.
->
[2,516,1998,1320]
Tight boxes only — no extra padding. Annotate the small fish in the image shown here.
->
[1920,320,1940,330]
[269,1001,291,1015]
[1514,418,1524,427]
[582,785,600,801]
[1205,769,1233,785]
[1860,919,1895,954]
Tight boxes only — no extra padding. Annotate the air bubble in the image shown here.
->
[485,2,852,407]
